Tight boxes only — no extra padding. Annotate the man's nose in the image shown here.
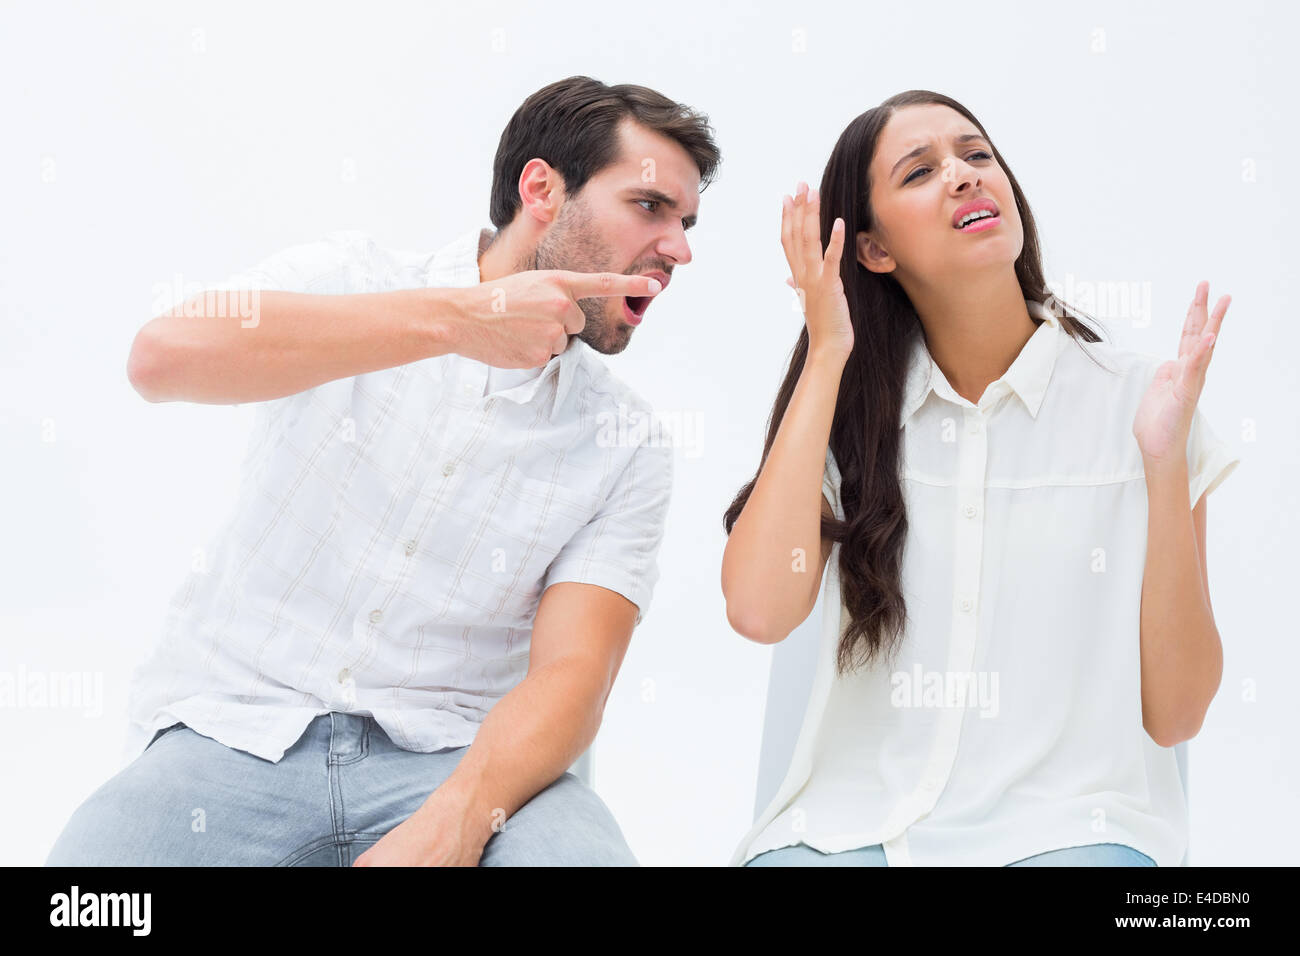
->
[659,225,692,266]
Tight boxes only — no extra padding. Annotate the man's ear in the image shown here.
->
[518,158,566,225]
[856,230,895,274]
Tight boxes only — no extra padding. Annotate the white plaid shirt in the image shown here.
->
[125,226,674,763]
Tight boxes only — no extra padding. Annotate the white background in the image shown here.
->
[2,0,1295,866]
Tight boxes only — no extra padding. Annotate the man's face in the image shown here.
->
[534,117,701,355]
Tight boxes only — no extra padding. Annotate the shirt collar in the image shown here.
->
[431,226,583,423]
[899,297,1063,428]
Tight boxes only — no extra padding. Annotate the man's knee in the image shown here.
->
[45,771,180,866]
[44,735,304,867]
[478,772,639,866]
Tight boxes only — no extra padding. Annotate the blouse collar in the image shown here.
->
[899,297,1064,427]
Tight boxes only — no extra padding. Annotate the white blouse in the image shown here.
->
[731,297,1240,867]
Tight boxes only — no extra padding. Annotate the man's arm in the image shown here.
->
[127,287,466,405]
[385,581,637,862]
[127,233,660,406]
[352,431,668,867]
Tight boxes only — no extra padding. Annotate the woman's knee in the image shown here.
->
[744,843,888,866]
[1007,842,1156,866]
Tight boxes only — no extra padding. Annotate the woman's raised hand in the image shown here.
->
[781,181,854,361]
[1132,280,1230,470]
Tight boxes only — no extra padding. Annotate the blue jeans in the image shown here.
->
[44,712,637,866]
[745,841,1157,866]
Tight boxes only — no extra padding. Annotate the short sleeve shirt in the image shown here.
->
[732,297,1240,866]
[125,226,674,763]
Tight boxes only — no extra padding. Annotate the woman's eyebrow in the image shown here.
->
[890,133,990,178]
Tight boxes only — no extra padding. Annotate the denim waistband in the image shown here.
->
[321,711,371,764]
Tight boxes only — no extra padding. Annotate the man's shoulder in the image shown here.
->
[301,227,481,289]
[575,355,663,429]
[572,356,676,474]
[578,354,653,407]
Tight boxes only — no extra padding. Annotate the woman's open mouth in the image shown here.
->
[955,213,1000,234]
[952,200,1001,234]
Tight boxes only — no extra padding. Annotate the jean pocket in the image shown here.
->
[145,721,187,751]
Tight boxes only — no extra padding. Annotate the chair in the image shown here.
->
[753,579,1191,866]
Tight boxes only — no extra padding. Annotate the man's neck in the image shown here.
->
[477,226,527,284]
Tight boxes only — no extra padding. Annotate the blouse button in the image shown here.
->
[963,504,978,518]
[966,418,982,434]
[442,461,456,476]
[959,597,974,613]
[369,609,383,624]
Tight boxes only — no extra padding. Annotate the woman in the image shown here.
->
[720,90,1239,867]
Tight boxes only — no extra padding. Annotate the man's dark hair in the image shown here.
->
[489,75,721,230]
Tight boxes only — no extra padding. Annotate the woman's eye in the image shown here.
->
[904,151,992,184]
[636,199,660,213]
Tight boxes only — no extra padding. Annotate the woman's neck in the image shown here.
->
[907,273,1041,406]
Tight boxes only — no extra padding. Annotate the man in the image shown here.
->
[45,75,720,867]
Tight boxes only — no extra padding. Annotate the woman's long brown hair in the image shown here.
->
[722,90,1106,676]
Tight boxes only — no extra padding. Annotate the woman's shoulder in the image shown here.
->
[1054,333,1167,394]
[1036,334,1169,455]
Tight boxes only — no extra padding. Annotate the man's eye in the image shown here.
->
[636,199,660,213]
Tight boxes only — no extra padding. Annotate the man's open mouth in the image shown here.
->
[622,296,650,326]
[621,272,669,326]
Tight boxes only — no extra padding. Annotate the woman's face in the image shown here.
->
[858,103,1023,287]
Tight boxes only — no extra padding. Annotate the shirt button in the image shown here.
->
[404,538,417,555]
[369,609,383,624]
[442,461,456,476]
[966,419,982,434]
[963,504,978,518]
[959,597,974,612]
[462,382,476,397]
[338,667,350,682]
